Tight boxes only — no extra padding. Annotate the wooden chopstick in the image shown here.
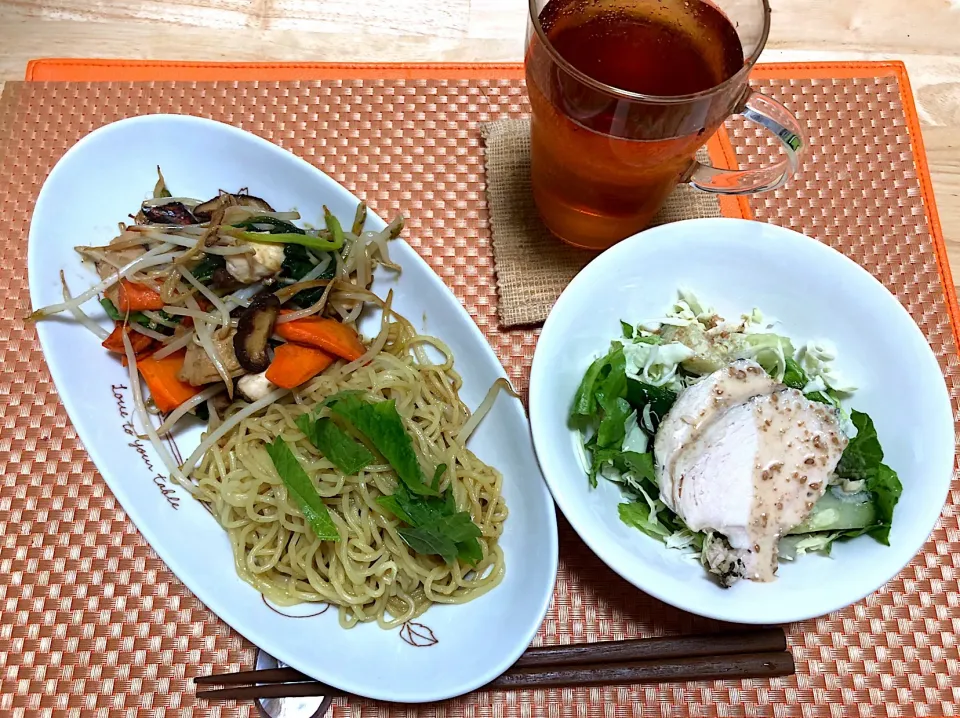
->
[195,666,311,687]
[489,651,794,689]
[194,628,792,701]
[512,628,786,667]
[194,628,786,688]
[195,651,794,701]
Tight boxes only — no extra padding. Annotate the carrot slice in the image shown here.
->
[275,313,367,362]
[102,321,154,356]
[266,343,335,389]
[117,279,165,312]
[137,350,202,413]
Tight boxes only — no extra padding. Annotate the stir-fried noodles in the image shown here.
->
[30,170,510,627]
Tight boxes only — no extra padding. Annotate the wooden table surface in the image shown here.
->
[2,0,960,291]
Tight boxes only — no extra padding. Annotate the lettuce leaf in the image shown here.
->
[618,480,695,545]
[836,410,883,478]
[831,410,901,545]
[571,346,626,421]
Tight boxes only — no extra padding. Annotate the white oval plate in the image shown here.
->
[28,114,559,703]
[530,218,953,625]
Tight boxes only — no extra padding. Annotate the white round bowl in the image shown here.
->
[529,218,954,624]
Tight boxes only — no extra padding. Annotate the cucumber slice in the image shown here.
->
[789,486,876,534]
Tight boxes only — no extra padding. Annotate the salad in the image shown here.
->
[571,290,903,587]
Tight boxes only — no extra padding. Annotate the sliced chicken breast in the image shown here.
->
[654,361,848,584]
[655,359,778,511]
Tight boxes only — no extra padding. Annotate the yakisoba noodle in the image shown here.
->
[184,295,508,628]
[27,176,512,630]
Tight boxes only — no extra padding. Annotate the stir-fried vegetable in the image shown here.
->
[28,170,407,450]
[102,321,153,356]
[274,313,367,361]
[190,254,226,285]
[117,279,166,312]
[266,343,334,389]
[234,293,281,372]
[153,166,172,199]
[226,229,343,253]
[137,350,203,413]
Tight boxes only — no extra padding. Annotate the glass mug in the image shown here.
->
[525,0,805,250]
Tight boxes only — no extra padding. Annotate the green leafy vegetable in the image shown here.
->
[618,487,694,544]
[587,446,656,491]
[282,244,335,307]
[590,350,631,469]
[778,357,833,404]
[193,402,210,422]
[397,524,457,559]
[571,355,609,420]
[593,346,627,411]
[634,334,662,345]
[100,297,178,333]
[323,206,345,248]
[868,464,903,539]
[227,212,342,253]
[101,296,146,324]
[233,216,306,235]
[596,397,631,450]
[616,451,700,548]
[782,357,807,391]
[432,464,447,491]
[450,530,484,565]
[265,438,339,541]
[398,515,482,564]
[296,414,374,476]
[620,320,634,339]
[229,229,344,253]
[327,392,437,496]
[625,378,678,425]
[317,391,482,564]
[153,166,171,198]
[191,254,226,285]
[571,346,666,487]
[833,410,902,545]
[376,460,482,564]
[837,410,883,479]
[351,202,367,236]
[620,451,656,482]
[619,500,672,540]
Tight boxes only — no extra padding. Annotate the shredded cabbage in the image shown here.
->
[621,411,648,454]
[622,341,694,388]
[797,340,857,393]
[743,333,794,380]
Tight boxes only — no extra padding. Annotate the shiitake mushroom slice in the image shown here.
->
[141,201,198,225]
[193,191,275,222]
[234,293,281,373]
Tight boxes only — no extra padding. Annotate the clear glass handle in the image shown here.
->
[686,91,806,194]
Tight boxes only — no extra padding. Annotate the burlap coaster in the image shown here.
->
[481,118,723,327]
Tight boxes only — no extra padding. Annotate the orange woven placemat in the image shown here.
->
[1,63,957,717]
